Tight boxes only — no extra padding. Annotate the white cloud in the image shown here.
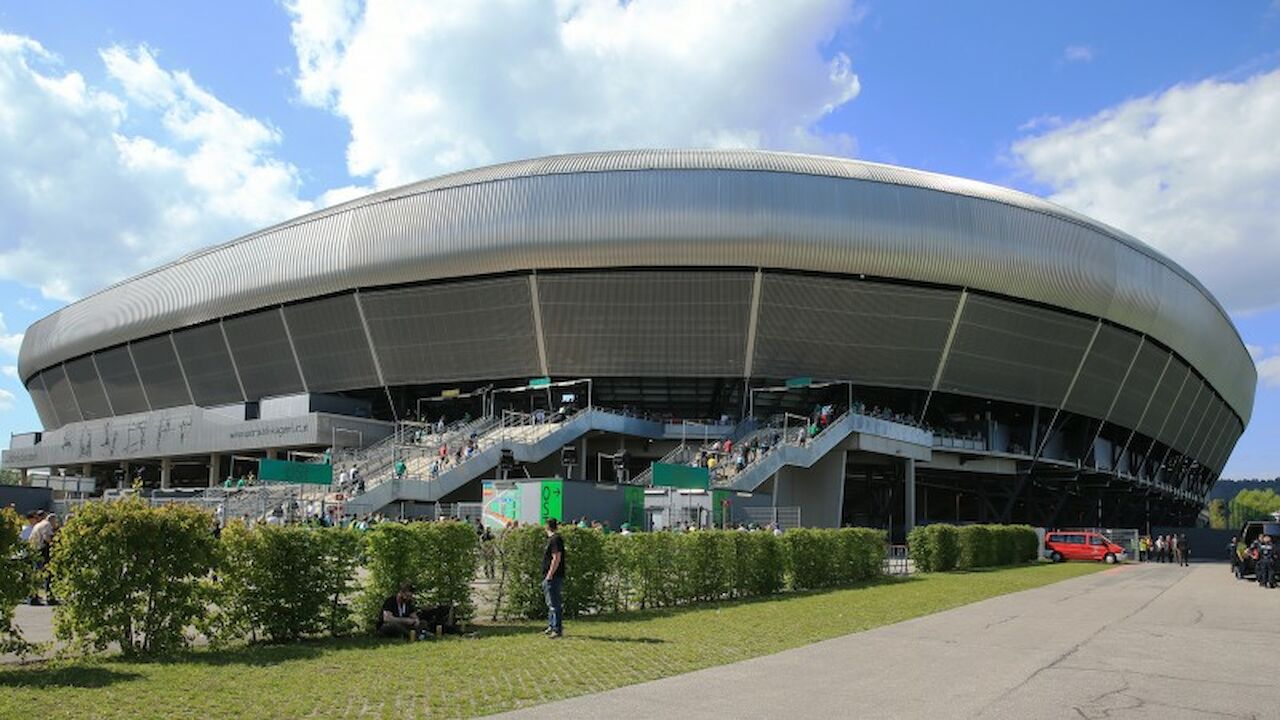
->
[285,0,863,189]
[0,35,314,302]
[0,388,14,412]
[1063,45,1094,63]
[0,313,23,356]
[1,366,16,379]
[1013,68,1280,314]
[1247,343,1265,361]
[1259,355,1280,389]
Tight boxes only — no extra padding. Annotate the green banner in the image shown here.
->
[712,489,730,527]
[258,458,333,486]
[623,485,646,529]
[652,463,709,490]
[539,479,564,524]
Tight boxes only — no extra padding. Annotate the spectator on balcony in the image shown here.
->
[394,459,407,480]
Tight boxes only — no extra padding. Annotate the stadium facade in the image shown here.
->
[3,150,1256,532]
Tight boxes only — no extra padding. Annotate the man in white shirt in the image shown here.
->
[28,511,57,605]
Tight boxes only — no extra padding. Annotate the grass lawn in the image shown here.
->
[0,562,1104,719]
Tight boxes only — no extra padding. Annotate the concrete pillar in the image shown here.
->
[80,463,92,479]
[773,448,847,528]
[119,461,129,490]
[19,468,28,485]
[266,448,279,460]
[160,458,172,489]
[904,457,916,536]
[208,454,221,488]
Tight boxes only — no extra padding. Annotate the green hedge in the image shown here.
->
[206,524,362,644]
[498,526,609,619]
[357,521,479,630]
[496,527,883,619]
[909,523,1038,572]
[784,528,885,590]
[0,507,35,656]
[50,498,217,655]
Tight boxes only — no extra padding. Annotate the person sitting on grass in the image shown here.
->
[378,582,423,639]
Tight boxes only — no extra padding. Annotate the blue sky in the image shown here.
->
[0,0,1277,478]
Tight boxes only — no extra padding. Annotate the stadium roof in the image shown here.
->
[18,149,1255,421]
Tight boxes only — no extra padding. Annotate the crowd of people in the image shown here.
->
[1137,533,1191,565]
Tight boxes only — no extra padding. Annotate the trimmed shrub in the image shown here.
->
[907,525,934,572]
[1012,525,1040,563]
[357,521,478,630]
[913,523,1038,571]
[836,527,887,583]
[208,524,362,644]
[957,525,995,569]
[560,526,608,616]
[674,531,731,603]
[496,525,607,619]
[725,530,784,598]
[50,498,217,655]
[0,507,35,656]
[783,529,839,590]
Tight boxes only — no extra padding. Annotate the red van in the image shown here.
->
[1044,531,1126,564]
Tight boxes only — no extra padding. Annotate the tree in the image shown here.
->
[1227,489,1280,529]
[1207,499,1228,529]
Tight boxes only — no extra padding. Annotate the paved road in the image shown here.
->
[495,563,1280,720]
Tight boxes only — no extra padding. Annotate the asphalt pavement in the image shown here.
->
[493,561,1278,719]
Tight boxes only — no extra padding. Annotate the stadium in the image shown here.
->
[2,149,1256,534]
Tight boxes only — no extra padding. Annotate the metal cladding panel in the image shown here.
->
[130,334,192,409]
[17,150,1255,426]
[1214,418,1244,471]
[939,295,1095,409]
[222,310,304,399]
[1211,415,1241,472]
[172,323,242,406]
[538,271,753,376]
[64,355,111,420]
[26,375,58,428]
[1108,343,1169,433]
[283,294,380,392]
[1187,396,1226,463]
[753,274,958,387]
[94,346,149,416]
[43,367,81,424]
[1138,359,1189,439]
[361,277,540,384]
[1063,324,1141,420]
[1161,377,1202,454]
[1172,381,1211,454]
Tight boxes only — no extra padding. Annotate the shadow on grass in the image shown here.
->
[578,575,921,626]
[0,665,143,689]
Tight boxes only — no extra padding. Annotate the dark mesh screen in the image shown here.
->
[223,310,304,399]
[1108,343,1168,433]
[27,375,59,428]
[64,355,111,420]
[94,345,149,416]
[362,277,540,384]
[538,271,753,376]
[753,274,958,387]
[131,334,192,409]
[42,366,81,424]
[172,323,243,406]
[940,294,1096,408]
[1062,324,1141,421]
[283,294,380,392]
[1169,380,1209,454]
[1138,359,1189,439]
